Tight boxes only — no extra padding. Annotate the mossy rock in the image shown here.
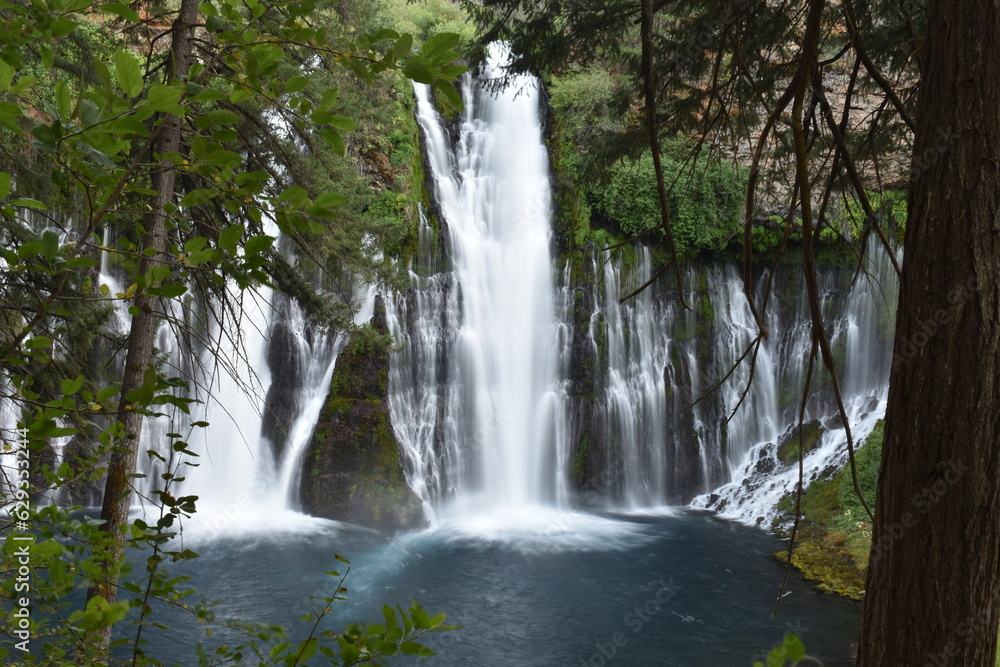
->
[774,523,866,600]
[776,419,824,466]
[299,295,425,530]
[772,426,885,601]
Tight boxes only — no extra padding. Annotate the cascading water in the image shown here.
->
[160,280,375,534]
[388,47,899,529]
[692,235,900,524]
[1,53,899,539]
[390,46,567,519]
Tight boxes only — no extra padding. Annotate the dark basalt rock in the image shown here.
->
[775,419,825,466]
[299,295,425,530]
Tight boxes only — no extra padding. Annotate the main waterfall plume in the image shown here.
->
[389,46,568,518]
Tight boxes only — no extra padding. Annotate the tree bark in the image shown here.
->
[858,1,1000,664]
[83,0,200,658]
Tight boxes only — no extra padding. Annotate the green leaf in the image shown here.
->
[393,33,413,60]
[211,128,238,142]
[218,223,243,253]
[230,86,252,104]
[382,604,397,631]
[243,235,273,256]
[434,80,464,112]
[0,172,10,199]
[783,634,806,662]
[314,192,345,208]
[94,60,113,91]
[366,28,400,44]
[55,80,72,118]
[11,198,45,209]
[402,57,434,85]
[421,32,461,58]
[97,386,120,402]
[203,149,241,168]
[295,638,318,662]
[284,76,309,94]
[319,87,338,108]
[102,2,141,23]
[50,17,77,38]
[179,189,216,207]
[325,114,354,131]
[145,84,183,113]
[184,237,207,254]
[317,128,344,156]
[410,603,431,630]
[115,50,143,98]
[277,186,308,206]
[25,337,52,349]
[41,46,54,70]
[61,376,84,396]
[192,88,227,103]
[195,109,239,130]
[0,61,13,92]
[399,641,435,657]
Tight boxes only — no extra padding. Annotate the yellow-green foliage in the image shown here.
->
[594,148,749,257]
[775,422,884,599]
[823,189,908,243]
[386,0,474,45]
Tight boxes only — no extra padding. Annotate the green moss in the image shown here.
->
[326,397,355,415]
[591,146,749,258]
[776,421,822,466]
[572,433,589,482]
[774,422,884,599]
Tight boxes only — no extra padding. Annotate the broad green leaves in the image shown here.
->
[115,49,142,98]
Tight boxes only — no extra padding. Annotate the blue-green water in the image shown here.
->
[128,509,859,666]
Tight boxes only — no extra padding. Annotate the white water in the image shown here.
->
[2,56,900,538]
[691,236,900,525]
[390,46,566,521]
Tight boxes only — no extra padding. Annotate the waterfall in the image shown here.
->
[162,281,374,534]
[1,55,900,535]
[692,236,900,524]
[389,45,567,518]
[388,47,899,527]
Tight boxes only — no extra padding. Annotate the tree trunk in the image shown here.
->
[83,0,200,658]
[858,1,1000,664]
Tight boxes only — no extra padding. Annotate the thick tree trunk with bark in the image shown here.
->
[83,0,200,657]
[858,1,1000,664]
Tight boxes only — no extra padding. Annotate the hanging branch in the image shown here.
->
[791,0,874,528]
[638,0,688,310]
[773,335,819,617]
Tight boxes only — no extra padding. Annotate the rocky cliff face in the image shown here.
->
[299,295,425,530]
